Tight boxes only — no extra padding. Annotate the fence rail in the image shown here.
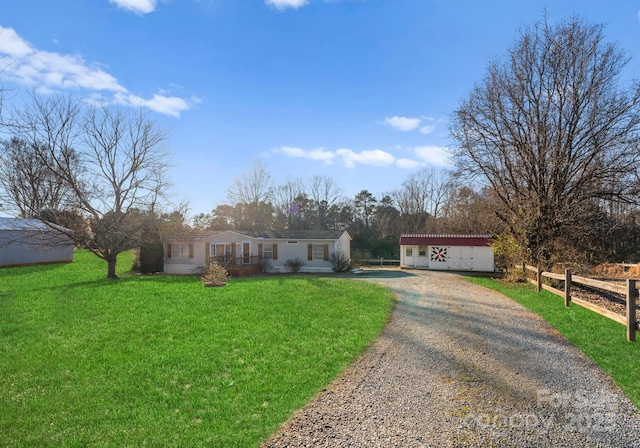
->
[525,264,638,342]
[362,258,400,266]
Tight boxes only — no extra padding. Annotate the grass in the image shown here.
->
[0,251,394,447]
[465,276,640,408]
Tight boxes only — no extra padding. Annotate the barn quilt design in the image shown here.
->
[430,246,447,262]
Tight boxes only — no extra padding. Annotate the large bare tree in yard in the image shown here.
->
[10,95,169,278]
[451,15,640,265]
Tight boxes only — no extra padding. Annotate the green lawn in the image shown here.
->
[465,277,640,408]
[0,251,394,447]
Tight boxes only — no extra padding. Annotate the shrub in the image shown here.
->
[260,257,272,273]
[492,233,527,282]
[139,240,164,273]
[284,257,304,273]
[201,262,229,284]
[138,225,164,273]
[330,251,351,273]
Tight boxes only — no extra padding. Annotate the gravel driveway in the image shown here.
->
[263,268,640,447]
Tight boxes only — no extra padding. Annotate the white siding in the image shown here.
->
[336,231,351,262]
[267,239,332,273]
[164,240,206,275]
[163,230,352,275]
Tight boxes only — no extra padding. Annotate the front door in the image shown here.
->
[242,241,251,264]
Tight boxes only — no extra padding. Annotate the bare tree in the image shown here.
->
[0,137,76,217]
[392,167,450,233]
[272,177,306,230]
[226,160,274,231]
[309,175,344,229]
[450,15,640,265]
[9,95,170,278]
[439,185,503,234]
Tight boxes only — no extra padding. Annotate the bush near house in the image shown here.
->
[284,257,305,273]
[330,251,352,272]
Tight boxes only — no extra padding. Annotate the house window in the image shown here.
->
[263,244,273,259]
[171,243,193,259]
[287,241,298,245]
[312,244,324,260]
[211,244,232,263]
[419,246,427,256]
[405,247,413,257]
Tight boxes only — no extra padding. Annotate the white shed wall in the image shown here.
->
[400,244,494,272]
[0,230,74,267]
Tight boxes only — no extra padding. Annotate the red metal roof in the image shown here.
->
[399,233,493,247]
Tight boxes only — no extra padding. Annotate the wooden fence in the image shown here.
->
[525,264,639,342]
[363,258,401,267]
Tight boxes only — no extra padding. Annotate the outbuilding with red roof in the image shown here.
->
[399,234,495,272]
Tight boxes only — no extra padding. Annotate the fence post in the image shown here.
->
[536,263,542,293]
[564,269,571,307]
[627,279,637,343]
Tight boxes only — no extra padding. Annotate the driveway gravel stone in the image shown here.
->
[262,268,640,447]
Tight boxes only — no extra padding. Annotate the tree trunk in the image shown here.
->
[107,256,119,279]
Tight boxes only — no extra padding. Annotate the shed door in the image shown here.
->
[404,246,415,267]
[449,246,474,270]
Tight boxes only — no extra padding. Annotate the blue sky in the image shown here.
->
[1,0,639,216]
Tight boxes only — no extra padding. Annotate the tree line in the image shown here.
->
[189,162,502,260]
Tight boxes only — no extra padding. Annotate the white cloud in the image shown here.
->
[419,125,436,134]
[0,26,196,117]
[413,146,451,166]
[383,115,421,132]
[336,148,395,168]
[265,0,309,10]
[279,146,306,157]
[114,92,201,117]
[0,27,32,57]
[275,146,395,168]
[109,0,158,14]
[277,146,335,163]
[396,158,425,169]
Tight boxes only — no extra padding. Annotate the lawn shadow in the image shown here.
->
[351,269,417,279]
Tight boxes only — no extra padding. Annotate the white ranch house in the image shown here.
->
[400,233,495,272]
[164,229,351,275]
[0,217,74,268]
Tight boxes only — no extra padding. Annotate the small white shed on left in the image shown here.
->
[0,218,74,268]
